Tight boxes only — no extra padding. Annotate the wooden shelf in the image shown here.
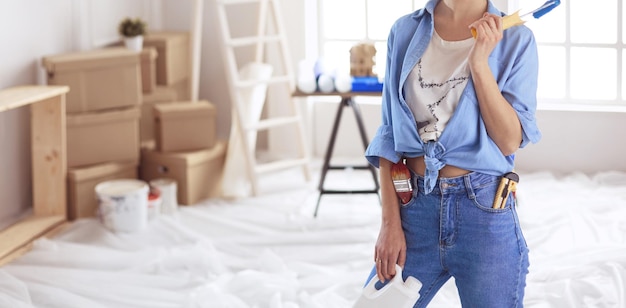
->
[0,86,69,112]
[0,85,69,266]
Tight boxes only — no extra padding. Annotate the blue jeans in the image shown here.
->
[365,171,529,307]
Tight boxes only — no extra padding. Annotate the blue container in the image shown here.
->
[351,76,383,92]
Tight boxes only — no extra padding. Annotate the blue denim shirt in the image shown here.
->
[365,0,542,194]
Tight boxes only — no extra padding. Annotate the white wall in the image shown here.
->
[515,110,626,174]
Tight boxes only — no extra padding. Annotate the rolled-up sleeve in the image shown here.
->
[365,125,400,168]
[364,24,403,168]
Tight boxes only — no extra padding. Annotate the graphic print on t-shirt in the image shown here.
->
[404,31,473,143]
[416,58,469,138]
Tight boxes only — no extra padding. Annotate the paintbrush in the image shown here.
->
[471,0,561,38]
[391,160,413,204]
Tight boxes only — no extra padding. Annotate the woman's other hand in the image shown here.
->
[375,159,407,282]
[375,219,406,282]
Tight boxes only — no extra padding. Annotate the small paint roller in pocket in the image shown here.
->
[492,172,519,209]
[471,0,561,38]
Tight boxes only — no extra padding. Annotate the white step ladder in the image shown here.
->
[215,0,311,197]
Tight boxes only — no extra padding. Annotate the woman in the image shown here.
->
[363,0,541,306]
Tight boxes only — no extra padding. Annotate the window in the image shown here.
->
[525,0,625,107]
[317,0,427,76]
[317,0,626,108]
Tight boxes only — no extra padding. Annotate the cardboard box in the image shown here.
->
[143,31,190,86]
[154,100,216,153]
[67,107,140,168]
[67,161,138,220]
[140,141,226,205]
[141,86,178,145]
[42,47,142,113]
[140,47,158,93]
[169,77,191,101]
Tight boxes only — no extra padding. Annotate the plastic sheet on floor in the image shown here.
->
[2,168,626,307]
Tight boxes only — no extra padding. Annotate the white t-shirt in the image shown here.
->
[405,31,474,142]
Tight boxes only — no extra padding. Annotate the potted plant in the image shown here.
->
[118,17,147,52]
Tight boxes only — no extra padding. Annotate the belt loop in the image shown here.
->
[412,177,419,199]
[411,169,419,197]
[463,173,475,199]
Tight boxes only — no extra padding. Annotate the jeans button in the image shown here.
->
[441,183,449,189]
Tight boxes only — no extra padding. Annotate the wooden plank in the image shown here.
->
[0,215,66,266]
[0,219,69,267]
[0,85,69,266]
[31,95,67,216]
[0,86,69,112]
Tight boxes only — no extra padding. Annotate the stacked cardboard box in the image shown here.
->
[66,162,138,219]
[42,47,144,220]
[43,48,142,114]
[139,31,193,147]
[139,31,226,205]
[140,86,178,148]
[143,31,191,100]
[140,101,226,205]
[139,47,158,94]
[42,30,206,218]
[108,31,191,145]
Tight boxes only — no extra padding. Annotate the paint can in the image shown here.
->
[149,178,178,214]
[147,186,162,221]
[95,179,149,232]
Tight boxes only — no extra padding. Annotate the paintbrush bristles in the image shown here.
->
[502,11,525,29]
[391,163,410,180]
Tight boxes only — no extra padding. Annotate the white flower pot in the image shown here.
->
[124,35,143,52]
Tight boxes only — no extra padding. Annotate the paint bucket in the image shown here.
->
[95,179,149,232]
[149,178,178,215]
[147,186,162,221]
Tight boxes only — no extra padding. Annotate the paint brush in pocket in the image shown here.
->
[471,0,562,38]
[391,160,413,204]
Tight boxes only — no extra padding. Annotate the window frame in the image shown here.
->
[315,0,428,77]
[527,0,626,111]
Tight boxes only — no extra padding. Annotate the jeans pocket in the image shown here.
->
[398,193,417,207]
[399,187,419,208]
[470,180,509,212]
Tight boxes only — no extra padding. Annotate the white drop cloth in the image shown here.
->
[1,165,625,308]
